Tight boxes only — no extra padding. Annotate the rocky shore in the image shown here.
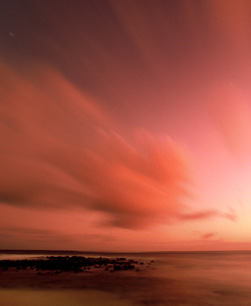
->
[0,256,153,274]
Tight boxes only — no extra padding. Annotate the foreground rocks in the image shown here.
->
[0,256,145,273]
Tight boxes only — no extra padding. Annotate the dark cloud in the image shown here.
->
[179,208,237,223]
[201,232,216,240]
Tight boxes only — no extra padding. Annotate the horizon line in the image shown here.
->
[1,249,251,254]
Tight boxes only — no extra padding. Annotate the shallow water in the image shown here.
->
[0,289,135,306]
[0,254,45,260]
[1,251,251,306]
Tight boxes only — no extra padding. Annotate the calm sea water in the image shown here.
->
[1,251,251,306]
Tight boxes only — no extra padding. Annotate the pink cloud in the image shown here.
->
[179,210,219,220]
[0,60,235,229]
[179,208,237,223]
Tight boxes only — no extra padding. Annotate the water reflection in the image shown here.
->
[1,251,251,305]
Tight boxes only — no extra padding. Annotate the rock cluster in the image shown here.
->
[0,256,143,273]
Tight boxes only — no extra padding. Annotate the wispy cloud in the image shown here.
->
[0,60,234,229]
[179,208,237,222]
[201,232,216,240]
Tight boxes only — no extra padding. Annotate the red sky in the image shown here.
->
[1,0,251,251]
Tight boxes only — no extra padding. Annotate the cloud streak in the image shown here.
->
[0,60,233,229]
[201,232,216,240]
[209,82,251,161]
[179,208,237,222]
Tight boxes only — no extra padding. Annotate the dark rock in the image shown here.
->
[0,256,144,273]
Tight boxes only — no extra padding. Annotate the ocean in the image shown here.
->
[1,250,251,305]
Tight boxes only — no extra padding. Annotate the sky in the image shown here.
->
[1,0,251,252]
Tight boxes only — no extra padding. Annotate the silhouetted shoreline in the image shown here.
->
[0,255,152,274]
[2,252,251,305]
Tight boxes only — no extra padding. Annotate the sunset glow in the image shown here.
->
[1,0,251,252]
